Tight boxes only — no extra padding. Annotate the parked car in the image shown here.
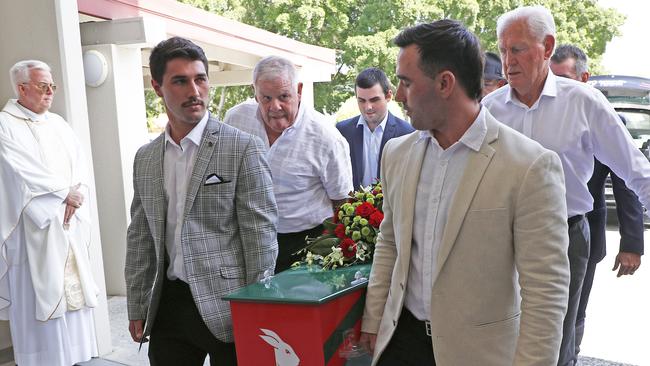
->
[587,75,650,227]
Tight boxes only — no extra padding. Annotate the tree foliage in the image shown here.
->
[171,0,623,118]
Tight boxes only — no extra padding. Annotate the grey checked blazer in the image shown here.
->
[125,116,278,342]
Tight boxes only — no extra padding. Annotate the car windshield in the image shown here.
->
[607,95,650,105]
[618,109,650,138]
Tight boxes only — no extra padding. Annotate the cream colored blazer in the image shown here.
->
[362,112,570,366]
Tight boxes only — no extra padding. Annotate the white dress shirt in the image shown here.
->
[482,71,650,216]
[357,114,387,187]
[163,112,208,282]
[404,107,488,321]
[224,100,353,233]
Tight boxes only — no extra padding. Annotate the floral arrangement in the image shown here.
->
[294,182,384,269]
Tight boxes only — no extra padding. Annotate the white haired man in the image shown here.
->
[482,6,650,366]
[0,60,98,365]
[551,43,644,360]
[224,56,353,273]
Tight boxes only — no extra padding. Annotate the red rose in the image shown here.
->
[355,202,376,218]
[334,224,346,239]
[369,211,384,228]
[340,238,357,258]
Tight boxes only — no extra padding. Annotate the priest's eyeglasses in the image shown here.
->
[22,82,57,93]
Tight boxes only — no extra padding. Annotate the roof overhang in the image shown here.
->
[77,0,337,86]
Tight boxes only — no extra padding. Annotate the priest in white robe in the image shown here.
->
[0,60,99,366]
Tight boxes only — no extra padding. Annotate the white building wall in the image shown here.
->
[83,44,149,296]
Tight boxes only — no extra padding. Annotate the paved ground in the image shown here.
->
[80,227,647,366]
[574,227,649,365]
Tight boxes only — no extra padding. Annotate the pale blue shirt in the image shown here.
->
[357,114,387,187]
[483,71,650,216]
[163,112,208,282]
[404,107,488,321]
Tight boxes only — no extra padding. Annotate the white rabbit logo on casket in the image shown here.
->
[259,328,300,366]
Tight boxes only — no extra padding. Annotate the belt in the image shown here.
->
[567,214,584,226]
[401,308,432,337]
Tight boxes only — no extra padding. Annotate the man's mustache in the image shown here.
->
[182,98,204,107]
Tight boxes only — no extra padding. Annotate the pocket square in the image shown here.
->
[205,174,225,185]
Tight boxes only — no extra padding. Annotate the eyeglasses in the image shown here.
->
[22,82,57,93]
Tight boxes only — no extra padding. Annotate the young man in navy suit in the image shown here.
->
[336,68,414,189]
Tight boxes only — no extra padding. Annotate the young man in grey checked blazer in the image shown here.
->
[125,36,278,366]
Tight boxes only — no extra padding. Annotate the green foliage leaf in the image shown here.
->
[160,0,624,120]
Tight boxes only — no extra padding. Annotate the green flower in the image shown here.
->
[361,226,371,236]
[345,206,355,215]
[343,217,351,226]
[355,192,365,200]
[376,193,383,199]
[352,231,361,241]
[338,210,344,220]
[353,216,361,224]
[366,197,375,205]
[359,218,368,226]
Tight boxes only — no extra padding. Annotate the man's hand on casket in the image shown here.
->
[359,332,377,354]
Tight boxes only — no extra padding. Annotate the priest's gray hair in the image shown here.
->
[497,5,556,43]
[253,56,299,90]
[9,60,51,97]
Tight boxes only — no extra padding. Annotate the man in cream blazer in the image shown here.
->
[360,21,570,365]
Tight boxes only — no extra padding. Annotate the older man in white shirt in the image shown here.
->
[482,5,650,366]
[224,56,353,272]
[0,60,98,366]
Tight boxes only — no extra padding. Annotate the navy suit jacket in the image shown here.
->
[586,117,644,263]
[336,112,414,189]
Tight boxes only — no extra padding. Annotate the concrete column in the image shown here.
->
[0,0,112,358]
[301,82,315,109]
[82,44,149,296]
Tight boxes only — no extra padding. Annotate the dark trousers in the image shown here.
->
[557,216,590,366]
[275,224,324,273]
[574,258,598,356]
[376,308,436,366]
[149,277,237,366]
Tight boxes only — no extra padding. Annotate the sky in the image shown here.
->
[598,0,650,78]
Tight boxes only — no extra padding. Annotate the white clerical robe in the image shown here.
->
[0,99,98,366]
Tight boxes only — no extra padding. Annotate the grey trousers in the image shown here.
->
[574,259,598,356]
[557,217,590,366]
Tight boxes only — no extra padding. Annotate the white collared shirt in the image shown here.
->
[404,107,488,321]
[357,114,387,187]
[224,100,353,233]
[15,101,47,122]
[482,71,650,216]
[163,112,209,282]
